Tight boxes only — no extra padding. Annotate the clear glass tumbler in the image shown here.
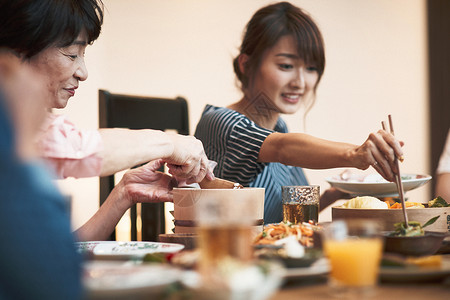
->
[282,185,320,224]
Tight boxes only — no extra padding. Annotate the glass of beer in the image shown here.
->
[195,195,254,286]
[282,185,319,224]
[323,220,383,297]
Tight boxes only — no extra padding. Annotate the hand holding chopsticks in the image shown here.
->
[357,125,404,182]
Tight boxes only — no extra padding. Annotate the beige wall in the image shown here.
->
[57,0,429,230]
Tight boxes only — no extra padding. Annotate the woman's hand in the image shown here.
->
[165,133,215,184]
[117,159,177,207]
[352,130,404,182]
[75,159,176,241]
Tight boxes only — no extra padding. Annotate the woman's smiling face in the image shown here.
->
[27,32,89,109]
[248,35,319,115]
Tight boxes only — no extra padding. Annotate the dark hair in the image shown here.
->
[0,0,104,58]
[233,2,325,93]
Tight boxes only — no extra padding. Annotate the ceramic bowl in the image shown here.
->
[383,231,447,256]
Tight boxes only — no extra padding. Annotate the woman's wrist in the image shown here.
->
[343,144,361,169]
[108,180,133,214]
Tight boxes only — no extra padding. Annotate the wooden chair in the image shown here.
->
[98,89,189,241]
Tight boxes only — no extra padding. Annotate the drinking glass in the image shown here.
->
[323,220,383,297]
[195,196,254,286]
[282,185,319,224]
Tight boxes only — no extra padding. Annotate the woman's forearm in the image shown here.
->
[74,159,174,241]
[98,128,173,176]
[74,182,129,241]
[260,132,356,169]
[260,131,403,182]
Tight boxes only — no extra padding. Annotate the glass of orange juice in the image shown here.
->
[323,220,383,297]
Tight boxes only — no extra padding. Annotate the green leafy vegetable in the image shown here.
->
[391,221,423,237]
[390,216,440,237]
[422,215,440,228]
[143,252,168,263]
[428,196,450,207]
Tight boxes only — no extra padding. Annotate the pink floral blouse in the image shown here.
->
[36,114,103,179]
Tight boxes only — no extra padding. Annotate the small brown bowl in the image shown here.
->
[158,233,197,250]
[383,231,447,257]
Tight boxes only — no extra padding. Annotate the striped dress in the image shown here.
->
[194,105,308,223]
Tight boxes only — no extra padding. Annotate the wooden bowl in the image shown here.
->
[158,233,197,250]
[172,187,265,238]
[383,231,447,256]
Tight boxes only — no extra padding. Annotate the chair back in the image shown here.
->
[98,89,189,241]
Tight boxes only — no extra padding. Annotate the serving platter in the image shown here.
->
[379,255,450,283]
[76,241,184,259]
[326,174,431,197]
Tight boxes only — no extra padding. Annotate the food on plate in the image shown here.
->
[341,196,388,209]
[384,196,449,209]
[387,202,425,209]
[428,196,450,207]
[253,221,319,248]
[381,253,442,268]
[382,196,448,209]
[253,222,322,266]
[169,250,200,269]
[143,252,175,263]
[406,255,442,268]
[389,216,440,237]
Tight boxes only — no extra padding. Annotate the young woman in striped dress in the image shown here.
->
[194,2,403,223]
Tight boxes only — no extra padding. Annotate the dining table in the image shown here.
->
[270,275,450,300]
[79,239,450,300]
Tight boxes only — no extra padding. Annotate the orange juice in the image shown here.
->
[324,238,383,286]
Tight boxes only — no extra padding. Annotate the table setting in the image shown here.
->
[78,188,450,300]
[78,117,450,299]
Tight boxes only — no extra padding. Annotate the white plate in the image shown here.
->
[76,241,184,259]
[379,256,450,282]
[282,257,330,279]
[83,261,180,299]
[180,261,284,300]
[326,174,431,197]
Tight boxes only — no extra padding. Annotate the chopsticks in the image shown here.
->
[382,115,409,228]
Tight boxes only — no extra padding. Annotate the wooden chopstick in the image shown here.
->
[383,115,409,227]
